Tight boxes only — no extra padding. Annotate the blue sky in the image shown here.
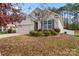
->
[20,3,66,14]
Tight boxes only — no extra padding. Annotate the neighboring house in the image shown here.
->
[0,24,16,32]
[15,8,64,34]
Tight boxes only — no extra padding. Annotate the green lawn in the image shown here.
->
[0,34,79,56]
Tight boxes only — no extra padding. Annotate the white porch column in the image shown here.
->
[1,26,4,32]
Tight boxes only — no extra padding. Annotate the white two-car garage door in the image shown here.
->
[16,24,34,34]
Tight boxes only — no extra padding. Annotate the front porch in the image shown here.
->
[34,20,54,30]
[34,19,64,33]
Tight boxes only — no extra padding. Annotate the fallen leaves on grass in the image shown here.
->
[0,34,78,56]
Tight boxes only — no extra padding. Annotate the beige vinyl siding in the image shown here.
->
[16,15,34,34]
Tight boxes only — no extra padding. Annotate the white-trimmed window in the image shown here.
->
[42,20,54,30]
[43,21,47,30]
[48,20,52,29]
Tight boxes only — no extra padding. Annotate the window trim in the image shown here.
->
[42,20,54,30]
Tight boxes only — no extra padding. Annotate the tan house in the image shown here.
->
[15,8,64,34]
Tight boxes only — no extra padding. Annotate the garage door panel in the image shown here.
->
[16,24,34,34]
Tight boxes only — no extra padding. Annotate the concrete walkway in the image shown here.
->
[0,33,26,39]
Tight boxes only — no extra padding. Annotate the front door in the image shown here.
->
[34,22,38,31]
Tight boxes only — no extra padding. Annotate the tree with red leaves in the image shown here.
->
[0,3,25,32]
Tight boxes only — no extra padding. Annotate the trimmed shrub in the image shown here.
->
[64,32,67,34]
[37,29,42,31]
[12,29,16,33]
[0,31,8,34]
[30,31,43,36]
[43,30,51,36]
[38,31,44,36]
[8,28,16,33]
[30,31,35,36]
[54,29,60,33]
[30,30,58,37]
[8,28,12,33]
[49,30,58,35]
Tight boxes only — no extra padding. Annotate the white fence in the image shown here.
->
[64,29,75,35]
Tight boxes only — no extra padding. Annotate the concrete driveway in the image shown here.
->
[0,33,26,39]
